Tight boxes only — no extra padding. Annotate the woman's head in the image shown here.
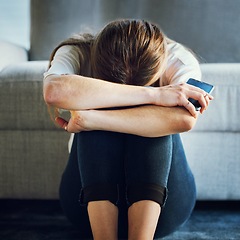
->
[91,19,168,86]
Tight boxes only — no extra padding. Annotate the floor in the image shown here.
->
[0,200,239,240]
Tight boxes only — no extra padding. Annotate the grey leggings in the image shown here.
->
[59,131,196,239]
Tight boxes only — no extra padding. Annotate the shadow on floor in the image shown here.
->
[0,200,239,240]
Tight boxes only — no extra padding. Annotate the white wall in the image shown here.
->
[0,0,30,49]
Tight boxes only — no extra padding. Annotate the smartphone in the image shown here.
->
[187,78,214,110]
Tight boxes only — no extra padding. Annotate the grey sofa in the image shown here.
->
[0,0,240,201]
[1,56,240,200]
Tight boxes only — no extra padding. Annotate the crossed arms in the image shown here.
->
[43,74,213,137]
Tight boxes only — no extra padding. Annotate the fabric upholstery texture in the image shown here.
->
[30,0,97,60]
[0,61,70,199]
[30,0,240,62]
[0,131,69,199]
[194,64,240,132]
[182,132,240,200]
[0,61,52,130]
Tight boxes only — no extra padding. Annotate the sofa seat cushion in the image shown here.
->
[181,131,240,200]
[0,130,69,199]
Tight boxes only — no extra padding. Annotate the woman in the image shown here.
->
[43,19,213,239]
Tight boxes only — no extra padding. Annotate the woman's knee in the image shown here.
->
[125,134,173,188]
[76,131,125,194]
[126,183,167,208]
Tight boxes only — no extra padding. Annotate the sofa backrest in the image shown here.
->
[30,0,240,63]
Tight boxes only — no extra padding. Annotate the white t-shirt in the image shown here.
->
[44,41,201,151]
[44,41,201,83]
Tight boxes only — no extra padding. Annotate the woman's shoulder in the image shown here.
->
[166,40,199,67]
[50,33,94,61]
[44,44,81,78]
[160,40,201,85]
[45,34,94,77]
[54,44,80,57]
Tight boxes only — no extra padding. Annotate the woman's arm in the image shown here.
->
[58,104,198,137]
[53,81,213,137]
[44,74,209,116]
[43,74,154,110]
[87,106,197,137]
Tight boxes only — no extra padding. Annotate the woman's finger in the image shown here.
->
[200,94,211,113]
[55,117,69,131]
[183,99,198,118]
[186,88,212,111]
[185,84,214,105]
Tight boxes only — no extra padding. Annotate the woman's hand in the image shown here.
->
[152,83,214,117]
[55,111,88,133]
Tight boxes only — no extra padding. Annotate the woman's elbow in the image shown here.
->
[43,82,59,106]
[181,115,197,132]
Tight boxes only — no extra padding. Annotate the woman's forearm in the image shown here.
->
[83,105,198,137]
[44,74,210,123]
[43,74,154,110]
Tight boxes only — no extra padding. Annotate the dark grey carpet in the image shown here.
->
[0,200,239,240]
[164,204,240,240]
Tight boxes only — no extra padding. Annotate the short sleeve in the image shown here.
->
[43,45,80,79]
[161,42,202,86]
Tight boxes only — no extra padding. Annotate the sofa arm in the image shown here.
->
[0,41,28,72]
[0,61,70,199]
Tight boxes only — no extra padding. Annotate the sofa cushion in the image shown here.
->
[181,131,240,200]
[30,0,97,60]
[0,41,28,72]
[193,63,240,132]
[29,0,240,62]
[0,130,69,199]
[0,61,56,130]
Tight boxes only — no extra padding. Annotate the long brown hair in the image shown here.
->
[48,20,168,86]
[91,19,168,86]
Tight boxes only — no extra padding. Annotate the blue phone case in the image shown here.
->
[187,78,214,110]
